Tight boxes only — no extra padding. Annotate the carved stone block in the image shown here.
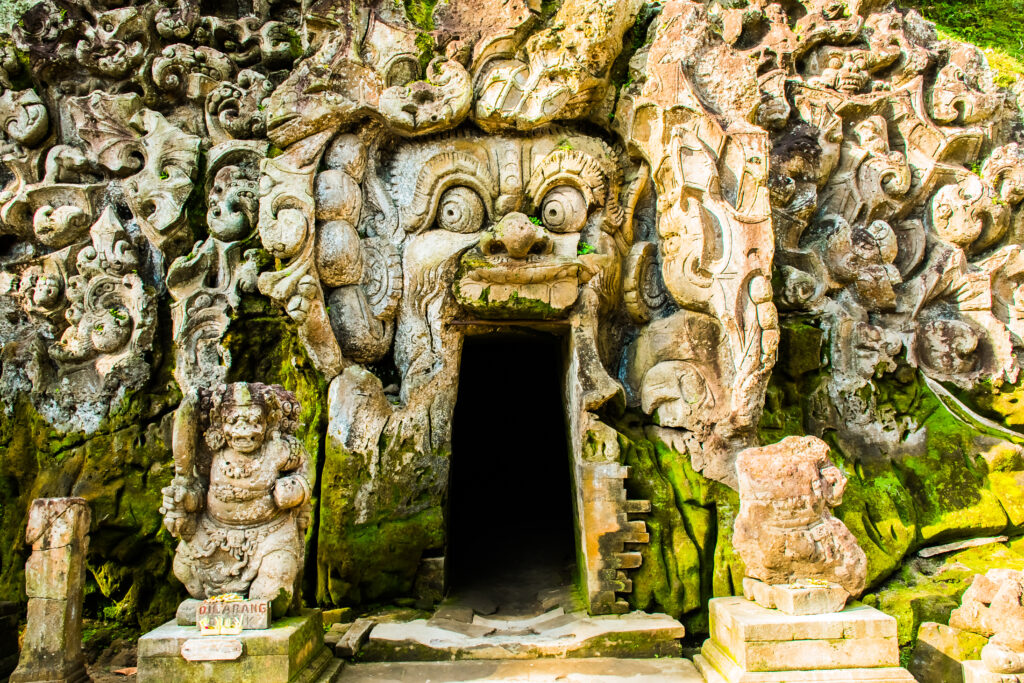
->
[137,610,338,683]
[734,436,868,610]
[11,497,90,683]
[694,597,915,683]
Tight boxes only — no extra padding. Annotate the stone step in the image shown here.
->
[357,610,685,662]
[336,657,704,682]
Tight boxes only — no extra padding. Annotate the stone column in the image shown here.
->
[11,497,91,683]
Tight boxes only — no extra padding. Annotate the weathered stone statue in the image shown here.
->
[696,436,909,680]
[160,382,312,618]
[733,435,868,613]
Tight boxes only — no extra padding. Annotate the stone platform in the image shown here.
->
[359,608,684,661]
[694,597,916,682]
[137,609,341,683]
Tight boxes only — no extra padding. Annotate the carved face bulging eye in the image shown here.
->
[437,186,485,233]
[540,185,587,233]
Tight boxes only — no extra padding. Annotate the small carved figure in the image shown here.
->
[733,436,868,606]
[160,383,312,618]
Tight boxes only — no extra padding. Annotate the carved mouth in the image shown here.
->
[837,75,866,93]
[464,260,580,284]
[454,257,582,318]
[266,112,298,132]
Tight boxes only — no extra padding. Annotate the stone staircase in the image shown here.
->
[576,461,653,614]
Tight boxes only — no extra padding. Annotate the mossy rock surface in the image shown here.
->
[863,540,1024,667]
[616,416,743,628]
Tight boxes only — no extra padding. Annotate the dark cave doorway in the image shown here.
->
[446,331,578,613]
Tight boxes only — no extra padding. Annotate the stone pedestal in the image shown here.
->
[136,609,341,683]
[11,498,91,683]
[964,661,1024,683]
[694,597,916,682]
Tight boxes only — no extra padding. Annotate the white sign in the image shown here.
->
[180,637,244,661]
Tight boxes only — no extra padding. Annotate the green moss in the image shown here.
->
[452,273,564,319]
[972,379,1024,429]
[863,540,1024,661]
[614,415,744,626]
[893,394,1010,544]
[831,448,917,585]
[0,304,183,630]
[403,0,437,30]
[316,396,448,606]
[414,32,435,74]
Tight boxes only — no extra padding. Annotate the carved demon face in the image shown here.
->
[207,165,258,242]
[222,403,267,454]
[388,130,628,319]
[805,46,885,95]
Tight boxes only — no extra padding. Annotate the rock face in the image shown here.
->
[734,436,868,608]
[1,0,1024,640]
[11,497,90,683]
[159,383,312,618]
[952,569,1024,674]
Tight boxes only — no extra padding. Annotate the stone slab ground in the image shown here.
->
[359,609,685,661]
[336,657,703,682]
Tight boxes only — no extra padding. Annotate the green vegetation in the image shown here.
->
[902,0,1024,87]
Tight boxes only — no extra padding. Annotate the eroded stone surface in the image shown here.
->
[734,436,868,610]
[951,569,1024,675]
[11,497,90,683]
[337,657,704,682]
[362,610,684,661]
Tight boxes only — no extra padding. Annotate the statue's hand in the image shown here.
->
[272,474,308,510]
[159,475,201,536]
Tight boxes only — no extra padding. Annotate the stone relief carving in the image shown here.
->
[159,383,312,618]
[0,0,1023,620]
[167,142,264,391]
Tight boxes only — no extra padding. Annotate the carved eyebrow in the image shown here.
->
[527,149,608,209]
[401,151,497,233]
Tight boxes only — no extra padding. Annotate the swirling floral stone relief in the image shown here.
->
[0,0,1023,630]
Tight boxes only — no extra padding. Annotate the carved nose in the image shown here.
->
[481,213,552,259]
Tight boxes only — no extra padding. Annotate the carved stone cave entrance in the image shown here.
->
[447,331,578,610]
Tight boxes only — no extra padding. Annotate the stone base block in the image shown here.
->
[694,597,915,683]
[8,661,88,683]
[742,577,849,616]
[361,610,683,661]
[964,661,1024,683]
[137,609,341,683]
